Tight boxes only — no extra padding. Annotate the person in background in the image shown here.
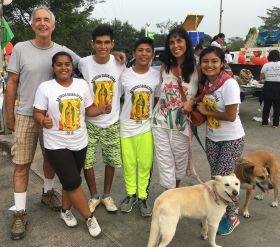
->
[78,25,125,214]
[194,43,204,64]
[152,27,198,189]
[119,37,160,217]
[224,49,233,77]
[260,49,280,128]
[225,49,233,64]
[33,51,111,237]
[211,33,225,49]
[196,46,245,236]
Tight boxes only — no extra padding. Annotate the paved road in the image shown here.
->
[0,97,279,247]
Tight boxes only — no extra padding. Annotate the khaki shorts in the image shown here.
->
[11,114,44,165]
[84,121,122,169]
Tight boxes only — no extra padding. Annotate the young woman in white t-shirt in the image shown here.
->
[33,51,111,238]
[196,46,245,236]
[260,49,280,127]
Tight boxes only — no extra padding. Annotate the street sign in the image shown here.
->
[147,32,155,39]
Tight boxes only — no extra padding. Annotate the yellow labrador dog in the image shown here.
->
[147,175,240,247]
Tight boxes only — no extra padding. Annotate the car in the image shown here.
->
[126,47,165,68]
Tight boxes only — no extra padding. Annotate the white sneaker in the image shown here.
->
[86,216,101,237]
[60,210,78,227]
[101,196,118,212]
[88,197,101,213]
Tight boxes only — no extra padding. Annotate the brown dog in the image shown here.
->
[234,150,279,218]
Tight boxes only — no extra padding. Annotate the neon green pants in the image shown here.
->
[120,131,154,199]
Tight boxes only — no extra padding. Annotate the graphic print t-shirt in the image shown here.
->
[120,67,160,138]
[203,78,245,142]
[78,55,125,127]
[33,78,93,150]
[152,69,198,136]
[261,61,280,82]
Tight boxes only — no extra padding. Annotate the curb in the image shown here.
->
[0,139,11,155]
[0,137,61,195]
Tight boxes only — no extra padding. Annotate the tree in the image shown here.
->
[156,20,180,35]
[259,6,280,30]
[202,33,212,46]
[4,0,105,55]
[153,34,166,48]
[109,19,141,56]
[226,37,245,52]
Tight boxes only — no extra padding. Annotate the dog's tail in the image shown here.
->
[147,214,160,247]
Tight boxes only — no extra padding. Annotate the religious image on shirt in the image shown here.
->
[94,81,113,106]
[203,97,220,129]
[58,98,81,131]
[130,91,151,120]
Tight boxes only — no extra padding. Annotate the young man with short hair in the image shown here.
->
[119,37,160,216]
[78,25,125,213]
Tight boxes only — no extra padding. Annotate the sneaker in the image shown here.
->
[86,216,101,237]
[60,209,78,227]
[120,194,138,213]
[101,196,118,212]
[41,189,61,211]
[11,210,28,240]
[217,215,240,235]
[138,199,152,217]
[88,197,101,213]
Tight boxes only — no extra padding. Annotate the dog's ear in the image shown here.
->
[238,158,250,166]
[214,175,222,182]
[244,165,254,175]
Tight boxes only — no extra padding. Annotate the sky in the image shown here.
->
[93,0,279,40]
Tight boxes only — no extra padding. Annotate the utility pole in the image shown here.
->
[219,0,223,33]
[145,22,150,37]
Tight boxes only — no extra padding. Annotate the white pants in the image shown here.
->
[152,127,189,189]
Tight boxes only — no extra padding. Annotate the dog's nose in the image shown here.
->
[268,184,274,190]
[232,190,238,196]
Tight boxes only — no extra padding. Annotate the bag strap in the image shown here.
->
[190,124,206,152]
[197,71,231,101]
[172,66,187,102]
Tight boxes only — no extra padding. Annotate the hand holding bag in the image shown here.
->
[172,66,206,127]
[190,105,207,126]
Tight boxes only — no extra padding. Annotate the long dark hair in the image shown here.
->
[199,46,225,85]
[163,26,195,83]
